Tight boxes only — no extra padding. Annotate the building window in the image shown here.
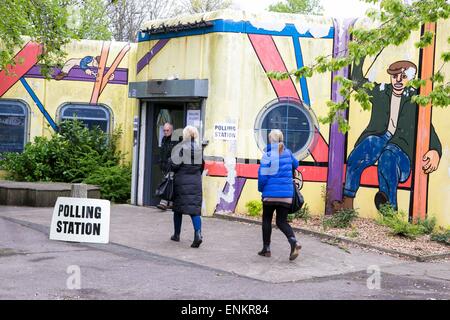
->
[254,97,318,159]
[0,100,29,154]
[59,104,111,132]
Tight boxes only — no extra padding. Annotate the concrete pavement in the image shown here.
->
[0,205,449,299]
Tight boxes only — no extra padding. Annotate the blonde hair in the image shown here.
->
[183,125,199,142]
[268,129,284,154]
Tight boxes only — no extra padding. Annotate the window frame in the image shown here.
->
[0,99,30,154]
[254,97,318,160]
[57,102,113,133]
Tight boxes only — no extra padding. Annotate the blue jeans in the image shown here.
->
[173,212,202,235]
[344,132,411,209]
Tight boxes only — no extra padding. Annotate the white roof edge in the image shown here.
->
[141,9,336,30]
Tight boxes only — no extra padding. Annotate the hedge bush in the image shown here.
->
[0,119,131,203]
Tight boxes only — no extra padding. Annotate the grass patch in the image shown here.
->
[323,208,358,229]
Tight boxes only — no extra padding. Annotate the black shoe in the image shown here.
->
[157,204,167,210]
[170,234,180,242]
[258,246,271,257]
[191,230,202,248]
[289,238,301,261]
[374,191,389,211]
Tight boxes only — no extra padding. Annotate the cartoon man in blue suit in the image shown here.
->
[55,55,111,80]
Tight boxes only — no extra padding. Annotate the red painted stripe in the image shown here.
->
[309,130,329,162]
[248,34,299,99]
[205,161,328,182]
[248,33,329,162]
[205,161,412,188]
[343,165,412,188]
[0,42,42,97]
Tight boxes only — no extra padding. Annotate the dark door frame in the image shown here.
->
[141,99,203,207]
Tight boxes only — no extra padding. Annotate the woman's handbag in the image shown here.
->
[291,170,304,214]
[155,171,174,201]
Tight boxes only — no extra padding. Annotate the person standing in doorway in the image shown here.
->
[157,123,177,210]
[257,129,302,261]
[169,125,204,248]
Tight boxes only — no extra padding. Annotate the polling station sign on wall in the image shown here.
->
[50,197,111,244]
[214,123,237,140]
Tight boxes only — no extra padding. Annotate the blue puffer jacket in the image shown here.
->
[258,144,299,198]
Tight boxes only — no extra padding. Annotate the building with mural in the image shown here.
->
[0,10,449,228]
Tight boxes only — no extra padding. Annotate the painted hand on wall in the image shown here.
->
[422,150,440,174]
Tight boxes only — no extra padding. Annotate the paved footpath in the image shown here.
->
[0,205,449,299]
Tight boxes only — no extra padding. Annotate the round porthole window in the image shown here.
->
[254,97,318,160]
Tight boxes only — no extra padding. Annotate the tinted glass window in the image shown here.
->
[255,98,317,159]
[60,104,110,132]
[0,100,28,153]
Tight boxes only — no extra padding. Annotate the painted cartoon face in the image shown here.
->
[390,72,409,94]
[387,61,417,95]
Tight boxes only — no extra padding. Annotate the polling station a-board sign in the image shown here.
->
[50,197,110,244]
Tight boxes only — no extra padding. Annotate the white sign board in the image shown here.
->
[214,123,237,140]
[186,110,201,128]
[50,197,111,244]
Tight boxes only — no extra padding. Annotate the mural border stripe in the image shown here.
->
[20,77,58,132]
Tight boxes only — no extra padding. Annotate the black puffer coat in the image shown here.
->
[170,140,204,215]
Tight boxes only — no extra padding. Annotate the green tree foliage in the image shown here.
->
[268,0,450,133]
[0,0,112,77]
[268,0,323,15]
[175,0,232,14]
[71,0,112,40]
[0,120,131,203]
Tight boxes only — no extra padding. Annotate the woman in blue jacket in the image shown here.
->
[258,129,301,261]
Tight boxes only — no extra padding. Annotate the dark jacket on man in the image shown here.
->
[352,57,442,163]
[170,140,204,216]
[160,135,178,173]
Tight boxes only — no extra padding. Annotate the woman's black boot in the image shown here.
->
[288,237,301,261]
[191,230,202,248]
[170,234,180,242]
[258,245,271,257]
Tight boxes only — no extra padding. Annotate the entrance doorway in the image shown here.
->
[142,101,202,206]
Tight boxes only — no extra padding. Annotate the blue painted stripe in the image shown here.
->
[20,78,59,132]
[292,36,311,106]
[138,19,334,42]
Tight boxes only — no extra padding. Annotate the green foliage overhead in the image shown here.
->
[268,0,323,15]
[268,0,450,133]
[0,0,112,77]
[71,0,112,40]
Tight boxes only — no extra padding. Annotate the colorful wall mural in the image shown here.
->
[1,10,448,229]
[136,10,449,228]
[0,39,138,162]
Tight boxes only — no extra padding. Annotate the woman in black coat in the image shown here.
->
[170,125,204,248]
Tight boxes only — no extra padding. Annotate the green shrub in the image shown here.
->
[245,200,262,217]
[346,228,359,238]
[0,119,130,202]
[416,217,437,235]
[84,165,131,203]
[378,203,397,218]
[377,210,427,239]
[430,229,450,245]
[323,208,358,229]
[293,203,311,222]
